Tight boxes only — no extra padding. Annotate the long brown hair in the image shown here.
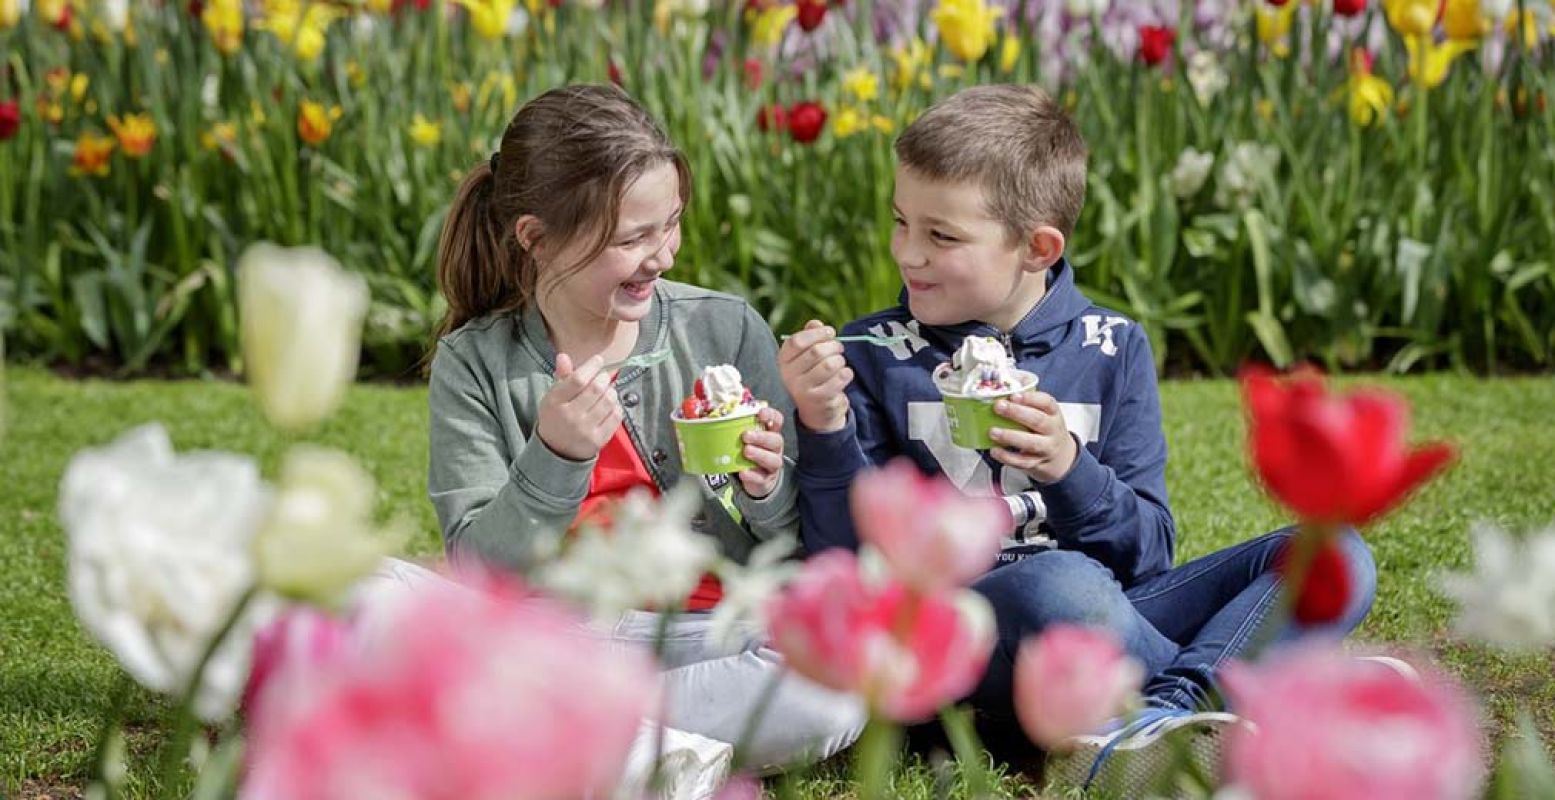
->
[434,83,692,338]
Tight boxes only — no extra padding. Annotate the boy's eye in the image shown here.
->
[931,231,958,243]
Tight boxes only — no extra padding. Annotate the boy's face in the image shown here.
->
[889,166,1050,331]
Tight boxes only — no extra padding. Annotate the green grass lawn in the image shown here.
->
[2,367,1553,797]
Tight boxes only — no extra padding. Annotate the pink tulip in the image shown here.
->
[1222,646,1483,800]
[1013,625,1143,750]
[766,549,995,722]
[242,581,657,800]
[241,608,351,717]
[851,459,1006,592]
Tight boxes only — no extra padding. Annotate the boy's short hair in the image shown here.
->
[895,84,1088,244]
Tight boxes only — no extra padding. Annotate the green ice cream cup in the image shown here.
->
[672,405,763,474]
[938,371,1039,450]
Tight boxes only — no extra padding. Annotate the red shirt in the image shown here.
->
[572,426,723,611]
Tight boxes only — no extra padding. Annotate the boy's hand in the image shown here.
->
[536,353,623,461]
[737,407,786,499]
[779,320,853,433]
[989,391,1079,484]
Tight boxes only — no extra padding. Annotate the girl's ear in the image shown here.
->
[514,215,545,256]
[1022,225,1066,274]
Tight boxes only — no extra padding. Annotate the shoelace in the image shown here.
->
[1082,707,1186,788]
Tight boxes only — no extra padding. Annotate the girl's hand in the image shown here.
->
[988,391,1079,484]
[736,406,786,499]
[536,353,623,461]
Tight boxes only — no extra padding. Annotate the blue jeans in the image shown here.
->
[967,527,1376,714]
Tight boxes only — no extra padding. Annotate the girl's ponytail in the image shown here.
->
[434,159,528,338]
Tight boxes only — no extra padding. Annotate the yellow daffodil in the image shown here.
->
[258,0,342,62]
[890,36,932,90]
[750,3,796,48]
[1,0,21,29]
[1442,0,1489,40]
[409,114,442,146]
[1405,35,1476,88]
[452,0,516,41]
[203,0,244,56]
[871,114,895,134]
[70,131,116,177]
[842,66,879,103]
[1383,0,1439,38]
[107,113,157,157]
[345,60,366,88]
[1257,1,1299,57]
[832,106,865,138]
[1345,50,1394,126]
[297,100,342,145]
[931,0,1002,63]
[999,34,1021,74]
[201,121,238,151]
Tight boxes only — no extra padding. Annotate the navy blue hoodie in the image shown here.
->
[795,260,1175,588]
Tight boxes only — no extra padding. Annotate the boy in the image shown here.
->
[778,85,1376,785]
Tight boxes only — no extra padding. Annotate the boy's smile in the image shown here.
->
[890,165,1060,331]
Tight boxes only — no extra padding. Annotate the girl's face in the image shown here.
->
[538,161,683,326]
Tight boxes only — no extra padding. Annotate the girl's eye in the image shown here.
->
[892,217,906,227]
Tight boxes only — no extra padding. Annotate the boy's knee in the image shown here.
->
[1335,528,1378,616]
[974,549,1127,631]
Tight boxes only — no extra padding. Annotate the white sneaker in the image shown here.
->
[616,722,734,800]
[1045,707,1245,796]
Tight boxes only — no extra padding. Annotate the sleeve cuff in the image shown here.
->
[796,415,870,485]
[510,433,596,508]
[1038,441,1110,525]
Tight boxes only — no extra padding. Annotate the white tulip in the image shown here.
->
[1440,522,1555,650]
[1169,147,1215,198]
[540,484,719,619]
[253,446,391,606]
[59,424,277,721]
[238,243,368,432]
[1186,51,1229,107]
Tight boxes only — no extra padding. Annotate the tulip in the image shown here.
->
[851,459,1004,592]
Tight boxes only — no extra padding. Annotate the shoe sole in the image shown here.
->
[1044,713,1240,798]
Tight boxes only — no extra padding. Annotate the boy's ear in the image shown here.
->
[1021,225,1066,273]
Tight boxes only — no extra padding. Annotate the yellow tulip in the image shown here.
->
[409,114,442,146]
[750,3,796,48]
[0,0,20,29]
[842,66,879,103]
[201,121,238,151]
[1257,2,1299,57]
[1442,0,1489,40]
[1345,52,1395,127]
[1405,35,1476,88]
[297,100,343,146]
[203,0,244,56]
[1383,0,1438,38]
[452,0,517,40]
[69,73,89,103]
[871,114,895,134]
[70,131,116,177]
[1505,9,1540,50]
[107,113,157,158]
[450,81,473,114]
[931,0,1002,63]
[999,34,1021,74]
[477,70,518,112]
[367,0,393,12]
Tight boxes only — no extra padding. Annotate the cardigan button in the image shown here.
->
[622,391,641,408]
[651,449,668,465]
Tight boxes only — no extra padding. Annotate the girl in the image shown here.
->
[425,83,863,772]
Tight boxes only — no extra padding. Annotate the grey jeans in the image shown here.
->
[609,609,866,773]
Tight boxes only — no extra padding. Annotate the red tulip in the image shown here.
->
[1277,537,1352,624]
[1266,0,1293,5]
[608,59,623,86]
[0,101,20,142]
[786,101,826,143]
[755,102,787,133]
[1137,25,1176,67]
[187,0,205,17]
[1241,365,1456,528]
[742,57,764,90]
[1333,0,1366,15]
[797,0,828,32]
